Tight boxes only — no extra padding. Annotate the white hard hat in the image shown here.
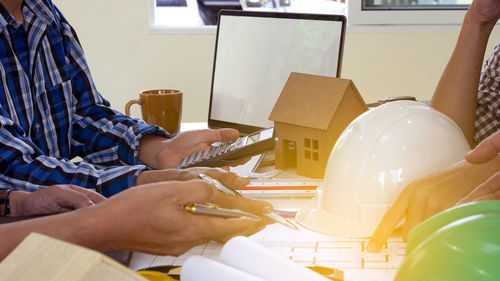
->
[296,101,471,237]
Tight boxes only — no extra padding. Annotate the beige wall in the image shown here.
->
[54,0,500,122]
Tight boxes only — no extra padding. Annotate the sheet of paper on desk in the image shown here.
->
[181,236,330,281]
[131,222,406,281]
[229,154,262,174]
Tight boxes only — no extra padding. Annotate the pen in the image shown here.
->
[198,173,299,230]
[199,173,238,195]
[184,203,261,220]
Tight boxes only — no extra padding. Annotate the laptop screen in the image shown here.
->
[208,10,346,134]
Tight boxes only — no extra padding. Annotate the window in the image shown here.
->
[348,0,471,25]
[151,0,345,29]
[304,138,320,162]
[363,0,471,10]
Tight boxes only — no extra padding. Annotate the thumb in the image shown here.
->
[212,128,240,143]
[466,131,500,164]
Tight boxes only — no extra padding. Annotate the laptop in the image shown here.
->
[208,10,346,135]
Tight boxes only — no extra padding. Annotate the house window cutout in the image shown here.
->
[312,140,319,150]
[304,138,320,162]
[304,138,311,148]
[305,150,311,159]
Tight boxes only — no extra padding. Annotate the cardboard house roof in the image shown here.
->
[269,72,365,130]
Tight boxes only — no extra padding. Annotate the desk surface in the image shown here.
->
[137,122,406,281]
[129,198,405,281]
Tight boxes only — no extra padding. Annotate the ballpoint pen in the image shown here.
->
[199,173,299,230]
[184,203,261,220]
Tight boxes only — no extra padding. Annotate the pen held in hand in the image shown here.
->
[184,203,261,220]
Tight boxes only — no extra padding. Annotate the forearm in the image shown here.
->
[0,207,115,261]
[0,153,146,196]
[431,12,495,145]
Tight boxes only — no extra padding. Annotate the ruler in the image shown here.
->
[238,179,322,198]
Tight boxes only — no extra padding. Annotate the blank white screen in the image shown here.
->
[210,15,343,128]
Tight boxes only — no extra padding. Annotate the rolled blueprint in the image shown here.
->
[181,256,266,281]
[220,236,329,281]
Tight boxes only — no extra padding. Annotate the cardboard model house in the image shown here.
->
[269,72,368,178]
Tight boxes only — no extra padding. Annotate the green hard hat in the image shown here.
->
[395,200,500,281]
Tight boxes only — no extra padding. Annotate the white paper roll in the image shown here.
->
[181,256,266,281]
[220,236,329,281]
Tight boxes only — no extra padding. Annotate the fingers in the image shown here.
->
[368,189,410,252]
[171,180,219,205]
[203,216,260,242]
[457,171,500,204]
[466,131,500,164]
[214,191,273,214]
[190,128,239,144]
[213,128,240,142]
[67,185,107,203]
[401,194,425,240]
[201,168,250,188]
[48,185,96,210]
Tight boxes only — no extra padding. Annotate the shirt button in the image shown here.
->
[35,123,41,133]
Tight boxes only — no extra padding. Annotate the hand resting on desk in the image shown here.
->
[9,185,106,217]
[78,180,272,256]
[0,180,272,260]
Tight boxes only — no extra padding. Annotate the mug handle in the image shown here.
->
[125,99,142,116]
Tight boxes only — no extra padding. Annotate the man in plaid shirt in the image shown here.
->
[0,0,272,259]
[368,0,500,252]
[0,0,245,197]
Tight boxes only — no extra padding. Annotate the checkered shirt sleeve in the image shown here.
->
[476,42,500,143]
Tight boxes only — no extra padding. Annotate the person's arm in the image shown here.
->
[0,114,149,197]
[430,0,500,145]
[0,180,272,261]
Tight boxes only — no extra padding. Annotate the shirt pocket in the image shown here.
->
[36,80,74,156]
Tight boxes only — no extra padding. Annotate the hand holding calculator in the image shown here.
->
[178,128,276,169]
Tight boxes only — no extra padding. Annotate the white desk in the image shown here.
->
[130,122,406,281]
[129,198,405,281]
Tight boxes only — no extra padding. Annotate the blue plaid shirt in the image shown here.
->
[0,0,169,196]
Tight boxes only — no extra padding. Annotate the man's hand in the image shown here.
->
[457,131,500,203]
[367,157,498,252]
[95,180,271,256]
[9,185,106,217]
[136,167,251,188]
[138,129,239,169]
